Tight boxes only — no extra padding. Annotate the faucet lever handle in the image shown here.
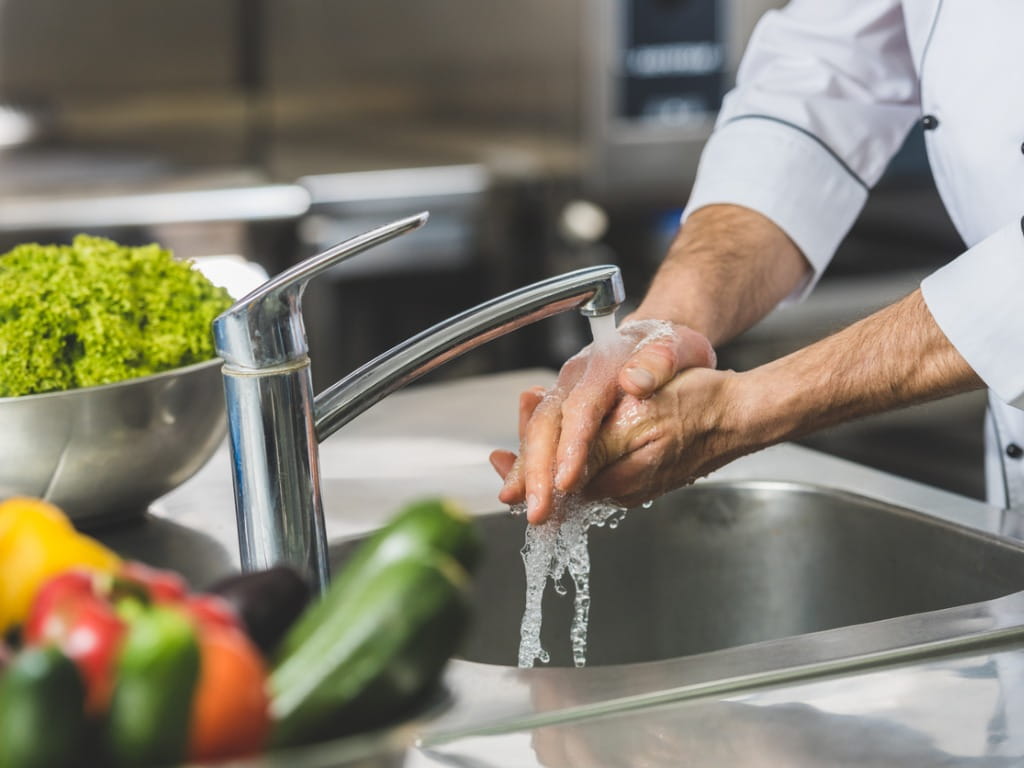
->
[214,212,429,369]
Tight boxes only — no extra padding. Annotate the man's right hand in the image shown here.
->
[490,204,811,525]
[491,318,715,524]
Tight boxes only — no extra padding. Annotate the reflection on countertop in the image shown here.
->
[418,649,1024,767]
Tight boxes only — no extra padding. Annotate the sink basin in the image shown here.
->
[330,481,1024,668]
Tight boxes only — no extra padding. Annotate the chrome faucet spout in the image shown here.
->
[214,212,625,592]
[313,264,624,443]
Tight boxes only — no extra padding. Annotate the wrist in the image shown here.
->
[721,364,806,454]
[673,368,780,468]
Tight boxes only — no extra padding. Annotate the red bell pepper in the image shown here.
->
[22,570,126,715]
[117,560,189,603]
[184,593,242,632]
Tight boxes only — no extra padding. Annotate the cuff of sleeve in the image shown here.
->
[921,220,1024,409]
[682,117,869,302]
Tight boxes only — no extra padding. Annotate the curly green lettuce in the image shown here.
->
[0,235,234,397]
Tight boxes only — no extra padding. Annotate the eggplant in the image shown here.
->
[206,566,311,655]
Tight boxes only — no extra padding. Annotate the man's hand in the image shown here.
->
[493,289,986,523]
[582,367,745,507]
[490,320,715,523]
[491,204,811,525]
[491,365,744,515]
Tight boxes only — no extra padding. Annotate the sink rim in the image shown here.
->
[420,477,1024,744]
[428,581,1024,746]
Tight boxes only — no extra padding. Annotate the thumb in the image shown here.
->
[620,324,716,398]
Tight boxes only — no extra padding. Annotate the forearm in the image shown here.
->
[631,204,811,347]
[728,289,985,450]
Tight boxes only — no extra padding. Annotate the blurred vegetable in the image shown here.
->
[207,565,311,654]
[0,646,88,768]
[22,570,126,714]
[272,551,470,746]
[187,622,271,762]
[0,497,120,634]
[0,235,233,397]
[184,593,242,632]
[270,498,479,748]
[117,561,189,603]
[1,495,478,762]
[105,605,200,768]
[277,497,479,661]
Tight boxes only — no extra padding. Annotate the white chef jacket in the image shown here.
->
[682,0,1024,508]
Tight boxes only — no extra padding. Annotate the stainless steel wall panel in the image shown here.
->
[0,0,236,95]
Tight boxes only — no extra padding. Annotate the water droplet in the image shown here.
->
[642,499,654,509]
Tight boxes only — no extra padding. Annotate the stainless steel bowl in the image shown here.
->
[0,358,227,526]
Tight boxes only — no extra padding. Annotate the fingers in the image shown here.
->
[577,419,648,505]
[519,386,546,440]
[619,324,716,398]
[500,325,714,524]
[553,371,620,494]
[512,358,588,524]
[489,449,517,481]
[585,459,661,509]
[521,392,563,524]
[497,387,546,505]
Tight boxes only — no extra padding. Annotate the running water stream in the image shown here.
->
[516,494,626,668]
[517,312,626,669]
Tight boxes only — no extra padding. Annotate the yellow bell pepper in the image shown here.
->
[0,497,121,633]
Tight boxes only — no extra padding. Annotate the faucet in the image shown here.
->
[213,212,625,592]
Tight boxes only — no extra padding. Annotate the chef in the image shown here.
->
[491,0,1024,524]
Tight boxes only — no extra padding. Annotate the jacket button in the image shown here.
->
[1008,443,1023,459]
[921,114,940,130]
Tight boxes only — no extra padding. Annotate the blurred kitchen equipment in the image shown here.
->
[582,0,783,199]
[0,102,47,149]
[0,358,227,525]
[295,164,502,389]
[214,212,624,591]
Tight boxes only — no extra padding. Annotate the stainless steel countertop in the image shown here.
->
[99,369,1024,766]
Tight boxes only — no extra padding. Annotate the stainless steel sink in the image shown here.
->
[329,481,1024,668]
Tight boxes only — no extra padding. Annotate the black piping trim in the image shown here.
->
[1019,214,1024,238]
[723,114,870,191]
[988,404,1012,509]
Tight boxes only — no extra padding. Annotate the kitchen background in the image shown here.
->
[0,0,981,498]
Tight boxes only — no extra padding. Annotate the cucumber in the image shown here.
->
[275,497,479,662]
[0,647,88,768]
[105,605,200,768]
[270,550,471,747]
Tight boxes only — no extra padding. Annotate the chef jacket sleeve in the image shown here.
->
[683,0,922,301]
[921,220,1024,409]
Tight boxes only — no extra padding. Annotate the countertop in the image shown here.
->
[98,369,1024,766]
